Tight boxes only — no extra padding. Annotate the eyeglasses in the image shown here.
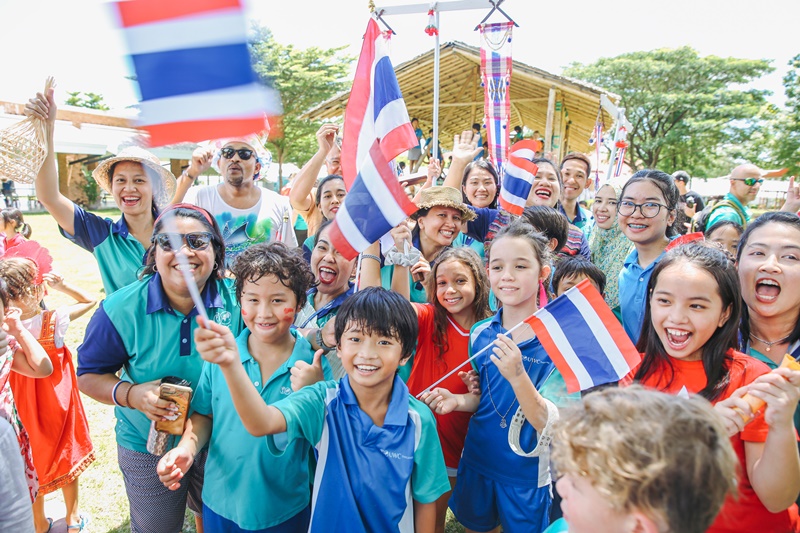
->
[152,232,213,252]
[732,177,764,187]
[220,147,255,160]
[617,201,669,218]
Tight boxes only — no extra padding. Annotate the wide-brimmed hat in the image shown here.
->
[412,186,476,221]
[92,146,177,210]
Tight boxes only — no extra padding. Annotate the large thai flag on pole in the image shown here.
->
[525,279,641,393]
[113,0,281,147]
[498,140,539,215]
[329,18,419,260]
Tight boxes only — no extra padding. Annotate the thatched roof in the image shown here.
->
[303,41,619,156]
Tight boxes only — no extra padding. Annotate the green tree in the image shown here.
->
[773,54,800,174]
[249,25,353,188]
[64,91,110,111]
[565,47,773,176]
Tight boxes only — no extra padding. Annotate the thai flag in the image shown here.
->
[525,279,641,393]
[113,0,281,147]
[329,18,419,260]
[498,140,539,215]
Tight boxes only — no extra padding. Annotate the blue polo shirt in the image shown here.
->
[618,248,666,344]
[557,203,592,230]
[76,274,243,453]
[460,311,556,488]
[268,375,449,533]
[60,204,150,294]
[194,328,331,530]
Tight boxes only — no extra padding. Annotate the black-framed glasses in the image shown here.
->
[617,201,669,218]
[152,232,213,252]
[732,177,764,187]
[220,147,255,160]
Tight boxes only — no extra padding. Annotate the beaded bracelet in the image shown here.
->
[111,380,131,407]
[362,254,381,263]
[123,382,135,409]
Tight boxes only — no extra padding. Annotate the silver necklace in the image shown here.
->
[749,332,792,352]
[483,351,535,428]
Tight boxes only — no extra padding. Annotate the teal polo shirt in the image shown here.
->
[76,274,243,453]
[706,192,751,229]
[60,204,151,294]
[193,328,332,530]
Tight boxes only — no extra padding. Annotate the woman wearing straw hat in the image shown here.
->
[381,186,482,304]
[24,89,176,295]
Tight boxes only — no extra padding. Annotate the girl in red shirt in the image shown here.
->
[391,239,492,533]
[628,241,800,533]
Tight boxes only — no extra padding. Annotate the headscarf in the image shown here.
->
[588,183,634,310]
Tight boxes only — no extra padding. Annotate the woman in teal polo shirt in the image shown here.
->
[25,90,176,295]
[77,204,243,533]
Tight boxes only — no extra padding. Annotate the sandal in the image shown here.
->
[67,515,89,531]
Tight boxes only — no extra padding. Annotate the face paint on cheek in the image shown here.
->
[283,307,295,321]
[241,309,247,316]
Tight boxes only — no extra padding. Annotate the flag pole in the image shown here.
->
[416,319,529,398]
[354,252,364,292]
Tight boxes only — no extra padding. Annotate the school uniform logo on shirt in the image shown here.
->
[214,310,232,327]
[380,449,414,461]
[280,386,292,396]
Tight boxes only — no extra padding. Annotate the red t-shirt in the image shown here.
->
[406,303,473,470]
[629,350,799,533]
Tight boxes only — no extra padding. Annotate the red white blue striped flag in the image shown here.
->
[329,18,419,259]
[498,140,539,215]
[113,0,281,147]
[525,279,641,393]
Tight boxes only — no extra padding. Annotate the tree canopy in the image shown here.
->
[773,53,800,174]
[64,91,110,111]
[249,25,353,187]
[564,47,773,177]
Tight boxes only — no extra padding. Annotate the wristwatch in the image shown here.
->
[316,329,333,353]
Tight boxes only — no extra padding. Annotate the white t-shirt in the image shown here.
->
[184,185,297,267]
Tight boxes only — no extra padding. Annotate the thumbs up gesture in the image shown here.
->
[290,349,326,391]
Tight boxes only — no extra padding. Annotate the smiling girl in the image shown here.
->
[423,222,560,533]
[629,242,800,533]
[617,170,679,343]
[588,182,633,316]
[461,160,499,209]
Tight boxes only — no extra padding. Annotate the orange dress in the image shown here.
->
[9,309,94,494]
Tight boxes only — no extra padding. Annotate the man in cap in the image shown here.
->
[176,135,295,267]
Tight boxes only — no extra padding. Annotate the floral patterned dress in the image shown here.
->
[0,339,38,501]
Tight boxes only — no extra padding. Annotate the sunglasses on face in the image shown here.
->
[220,147,255,160]
[152,232,213,252]
[733,177,764,187]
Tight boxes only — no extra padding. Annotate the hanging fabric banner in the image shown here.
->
[479,21,513,181]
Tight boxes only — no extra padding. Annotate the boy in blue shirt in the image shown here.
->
[156,243,331,532]
[195,287,449,532]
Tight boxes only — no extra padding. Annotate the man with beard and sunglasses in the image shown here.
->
[175,136,296,267]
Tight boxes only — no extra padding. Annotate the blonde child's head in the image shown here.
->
[553,386,737,533]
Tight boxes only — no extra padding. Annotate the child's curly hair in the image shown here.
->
[0,258,39,304]
[552,386,738,533]
[230,242,316,309]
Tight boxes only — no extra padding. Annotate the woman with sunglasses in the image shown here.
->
[175,136,295,268]
[25,89,177,295]
[77,204,244,533]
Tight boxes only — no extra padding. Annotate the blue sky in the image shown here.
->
[1,0,796,112]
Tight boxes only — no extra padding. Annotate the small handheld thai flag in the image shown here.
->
[498,140,539,215]
[525,279,641,393]
[113,0,281,147]
[329,18,419,260]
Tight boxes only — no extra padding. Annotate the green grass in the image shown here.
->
[27,210,196,532]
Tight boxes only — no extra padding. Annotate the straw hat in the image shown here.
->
[92,147,177,210]
[412,186,476,221]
